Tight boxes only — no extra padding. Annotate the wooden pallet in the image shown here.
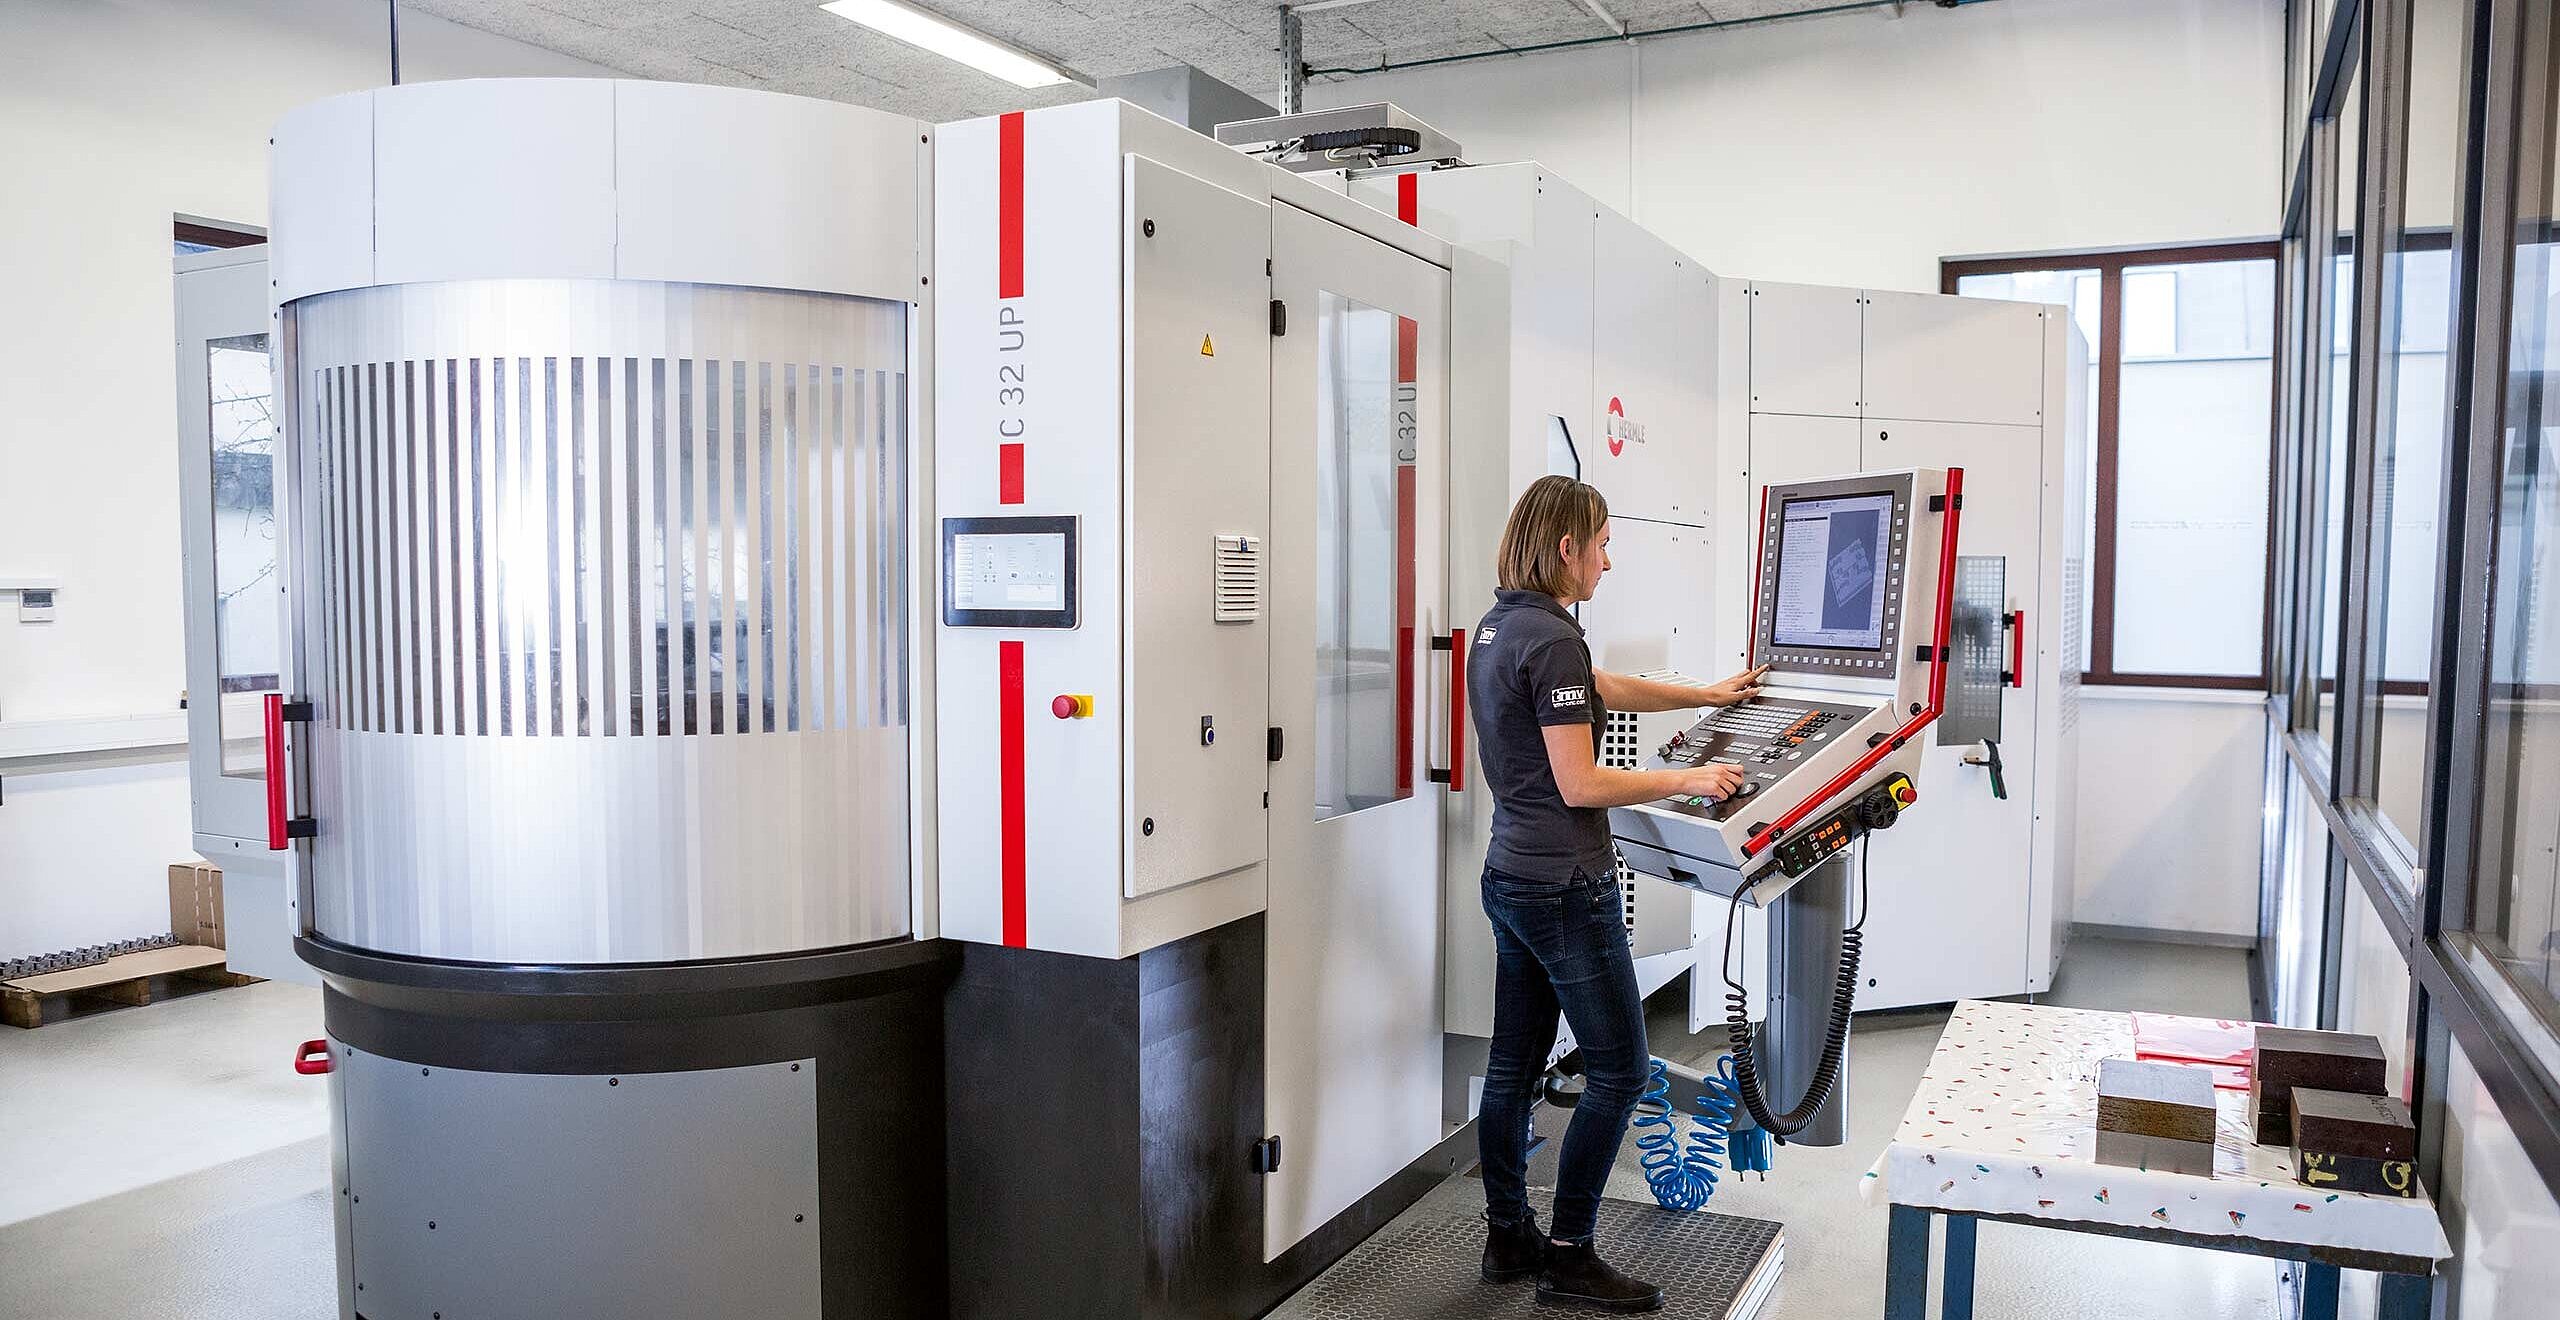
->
[0,945,258,1029]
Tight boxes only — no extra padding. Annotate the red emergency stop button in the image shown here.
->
[1894,783,1918,806]
[1052,694,1094,719]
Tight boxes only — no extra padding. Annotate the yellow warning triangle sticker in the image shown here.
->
[1200,333,1215,357]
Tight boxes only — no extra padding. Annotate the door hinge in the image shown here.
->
[1270,299,1286,336]
[1268,726,1284,762]
[1251,1135,1282,1174]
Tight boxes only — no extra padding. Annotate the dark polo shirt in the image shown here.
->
[1467,589,1615,884]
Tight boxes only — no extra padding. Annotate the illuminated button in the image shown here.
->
[1052,694,1095,719]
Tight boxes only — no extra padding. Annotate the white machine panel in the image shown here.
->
[1122,155,1273,899]
[614,81,927,302]
[1582,517,1710,679]
[1860,420,2042,1007]
[373,79,619,287]
[1585,210,1713,527]
[1862,290,2049,427]
[1748,282,1864,417]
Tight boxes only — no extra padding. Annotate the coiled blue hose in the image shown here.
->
[1633,1055,1741,1211]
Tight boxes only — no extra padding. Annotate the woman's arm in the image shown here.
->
[1594,665,1769,713]
[1541,724,1744,809]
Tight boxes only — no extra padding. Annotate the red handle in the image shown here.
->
[1447,628,1467,794]
[2009,609,2026,689]
[264,693,288,850]
[294,1039,333,1075]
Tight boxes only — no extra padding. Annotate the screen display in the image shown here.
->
[950,532,1068,612]
[1771,492,1895,652]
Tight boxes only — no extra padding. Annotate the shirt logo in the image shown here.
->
[1550,685,1587,707]
[1478,626,1497,644]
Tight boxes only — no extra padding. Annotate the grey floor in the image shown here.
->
[1268,936,2284,1320]
[0,938,2273,1320]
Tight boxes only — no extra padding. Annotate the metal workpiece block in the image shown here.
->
[2095,1057,2218,1144]
[1287,1193,1783,1320]
[2290,1088,2416,1161]
[2094,1130,2218,1178]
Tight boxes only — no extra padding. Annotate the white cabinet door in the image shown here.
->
[1747,282,1863,418]
[1862,290,2049,427]
[1586,210,1714,527]
[1856,419,2043,1008]
[1264,200,1452,1261]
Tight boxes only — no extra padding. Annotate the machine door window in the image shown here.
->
[205,332,281,775]
[1312,290,1415,821]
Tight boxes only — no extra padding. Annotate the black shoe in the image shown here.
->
[1536,1240,1666,1312]
[1481,1213,1546,1283]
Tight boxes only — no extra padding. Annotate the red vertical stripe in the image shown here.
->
[1397,172,1419,226]
[1395,468,1416,796]
[999,639,1027,947]
[999,442,1025,505]
[998,112,1025,300]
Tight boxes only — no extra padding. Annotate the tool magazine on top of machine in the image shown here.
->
[205,84,2079,1320]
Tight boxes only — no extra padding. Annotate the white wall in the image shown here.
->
[1312,0,2283,292]
[0,0,615,957]
[2073,692,2266,939]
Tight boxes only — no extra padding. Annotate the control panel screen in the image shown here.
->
[942,515,1080,628]
[1770,492,1895,652]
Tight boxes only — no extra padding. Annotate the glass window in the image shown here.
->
[2316,59,2367,743]
[1313,292,1412,821]
[2114,257,2277,676]
[2479,0,2560,1024]
[2272,766,2334,1029]
[207,333,280,776]
[2360,0,2469,868]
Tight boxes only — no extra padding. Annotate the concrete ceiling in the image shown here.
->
[403,0,1885,122]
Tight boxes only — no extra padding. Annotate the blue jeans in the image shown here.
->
[1477,864,1649,1244]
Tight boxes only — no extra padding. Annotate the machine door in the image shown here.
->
[174,245,308,983]
[1860,420,2042,1008]
[1264,201,1451,1260]
[176,247,280,849]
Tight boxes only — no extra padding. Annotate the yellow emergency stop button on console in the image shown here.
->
[1051,694,1095,720]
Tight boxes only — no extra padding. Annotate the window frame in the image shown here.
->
[1943,241,2282,691]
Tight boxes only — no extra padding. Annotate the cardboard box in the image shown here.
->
[168,861,225,949]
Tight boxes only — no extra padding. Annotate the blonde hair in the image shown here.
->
[1497,476,1608,597]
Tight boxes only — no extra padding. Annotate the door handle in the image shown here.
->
[265,694,316,850]
[2006,609,2026,689]
[1428,629,1467,793]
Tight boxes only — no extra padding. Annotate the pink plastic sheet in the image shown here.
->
[2131,1012,2255,1091]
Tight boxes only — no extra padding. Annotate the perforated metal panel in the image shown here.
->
[1602,711,1644,942]
[1285,1194,1781,1320]
[1939,555,2007,747]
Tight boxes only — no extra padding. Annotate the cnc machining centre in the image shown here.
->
[226,78,1987,1320]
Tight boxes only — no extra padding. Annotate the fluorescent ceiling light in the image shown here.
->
[820,0,1073,89]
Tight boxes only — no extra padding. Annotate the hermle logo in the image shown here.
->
[1605,397,1644,456]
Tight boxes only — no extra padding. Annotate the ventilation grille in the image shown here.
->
[1601,710,1642,770]
[1215,534,1262,623]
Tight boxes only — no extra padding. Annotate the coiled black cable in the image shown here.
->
[1720,844,1871,1139]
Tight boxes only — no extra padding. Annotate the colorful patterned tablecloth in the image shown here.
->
[1859,999,2450,1261]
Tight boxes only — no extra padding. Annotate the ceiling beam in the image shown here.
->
[1578,0,1630,36]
